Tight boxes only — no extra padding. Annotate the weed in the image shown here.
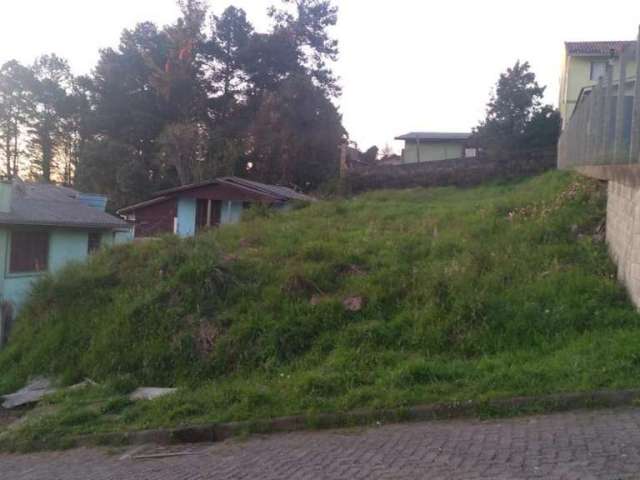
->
[2,171,639,449]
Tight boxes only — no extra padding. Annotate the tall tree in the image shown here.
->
[268,0,340,96]
[207,6,253,117]
[73,0,344,204]
[247,74,343,189]
[0,61,33,178]
[28,54,74,182]
[80,22,173,201]
[57,75,94,184]
[473,61,560,156]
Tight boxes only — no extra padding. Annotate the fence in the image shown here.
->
[558,27,640,170]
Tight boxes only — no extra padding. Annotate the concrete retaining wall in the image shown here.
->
[607,179,640,306]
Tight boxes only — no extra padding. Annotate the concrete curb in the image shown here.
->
[69,388,640,449]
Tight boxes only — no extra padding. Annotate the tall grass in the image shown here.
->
[2,171,639,443]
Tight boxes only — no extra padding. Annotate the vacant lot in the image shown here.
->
[2,171,639,450]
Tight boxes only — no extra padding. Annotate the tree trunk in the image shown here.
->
[3,125,11,179]
[12,118,18,178]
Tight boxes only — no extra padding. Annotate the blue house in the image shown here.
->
[0,178,132,342]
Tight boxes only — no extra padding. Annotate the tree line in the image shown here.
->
[0,0,344,207]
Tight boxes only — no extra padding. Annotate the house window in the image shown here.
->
[590,61,607,81]
[88,232,102,254]
[9,231,49,274]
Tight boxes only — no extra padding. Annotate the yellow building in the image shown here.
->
[559,40,636,128]
[395,132,475,163]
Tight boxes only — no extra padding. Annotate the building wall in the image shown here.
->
[0,228,88,313]
[176,197,197,237]
[113,229,133,245]
[132,198,177,238]
[48,230,89,272]
[220,201,244,225]
[0,227,131,318]
[402,142,465,164]
[560,54,638,128]
[606,180,640,307]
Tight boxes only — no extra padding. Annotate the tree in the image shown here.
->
[362,146,379,164]
[207,6,253,118]
[34,0,344,204]
[380,143,394,158]
[247,74,344,189]
[57,75,94,185]
[82,22,174,202]
[0,61,34,178]
[27,54,74,182]
[521,105,562,151]
[148,0,208,122]
[158,122,208,185]
[473,61,560,157]
[241,0,342,188]
[268,0,340,96]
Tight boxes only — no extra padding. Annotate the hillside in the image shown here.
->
[2,171,640,448]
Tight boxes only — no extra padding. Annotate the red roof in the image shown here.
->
[565,41,636,57]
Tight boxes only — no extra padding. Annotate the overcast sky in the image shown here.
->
[1,0,639,152]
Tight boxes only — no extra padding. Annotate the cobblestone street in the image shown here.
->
[3,408,640,479]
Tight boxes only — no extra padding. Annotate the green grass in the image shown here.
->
[2,170,640,450]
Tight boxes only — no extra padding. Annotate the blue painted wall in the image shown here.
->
[113,229,133,245]
[49,230,89,272]
[177,198,197,237]
[220,201,243,225]
[0,227,132,314]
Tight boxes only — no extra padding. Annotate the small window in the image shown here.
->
[9,231,49,274]
[88,232,102,254]
[590,61,607,81]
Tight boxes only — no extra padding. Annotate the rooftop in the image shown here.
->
[565,41,636,57]
[0,179,129,229]
[395,132,472,142]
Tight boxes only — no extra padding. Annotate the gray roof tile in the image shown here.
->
[0,180,130,230]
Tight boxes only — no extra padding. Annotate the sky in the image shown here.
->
[1,0,639,153]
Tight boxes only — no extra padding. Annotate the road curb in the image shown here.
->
[72,388,640,449]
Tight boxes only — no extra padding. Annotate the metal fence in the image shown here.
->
[558,28,640,169]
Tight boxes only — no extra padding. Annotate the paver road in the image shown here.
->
[2,408,640,479]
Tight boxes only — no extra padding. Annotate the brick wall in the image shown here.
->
[606,179,640,307]
[346,152,557,193]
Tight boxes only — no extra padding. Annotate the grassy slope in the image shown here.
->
[2,171,640,448]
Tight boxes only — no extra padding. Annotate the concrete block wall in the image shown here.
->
[606,179,640,306]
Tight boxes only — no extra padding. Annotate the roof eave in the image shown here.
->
[0,220,131,230]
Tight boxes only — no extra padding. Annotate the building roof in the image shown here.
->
[395,132,472,142]
[0,180,130,229]
[565,41,636,57]
[218,177,316,203]
[118,176,315,214]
